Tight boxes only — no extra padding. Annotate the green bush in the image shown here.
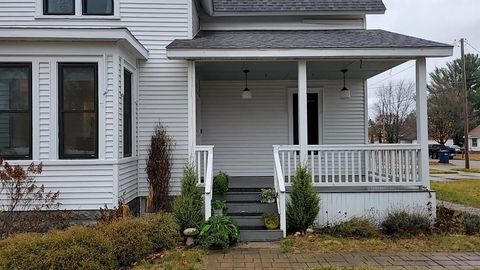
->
[322,218,379,239]
[173,166,204,231]
[286,166,320,233]
[213,171,229,195]
[463,214,480,235]
[199,215,239,250]
[143,212,180,251]
[0,227,117,270]
[381,210,432,236]
[100,218,153,267]
[172,195,203,230]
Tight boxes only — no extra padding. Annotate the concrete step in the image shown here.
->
[230,215,265,227]
[216,192,260,203]
[240,229,283,242]
[227,202,277,215]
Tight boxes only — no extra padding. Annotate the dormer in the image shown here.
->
[195,0,386,31]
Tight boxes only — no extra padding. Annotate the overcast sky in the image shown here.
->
[366,0,480,114]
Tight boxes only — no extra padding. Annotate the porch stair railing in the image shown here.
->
[273,146,287,237]
[194,145,214,220]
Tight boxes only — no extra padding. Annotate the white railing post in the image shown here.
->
[273,146,287,237]
[194,145,214,220]
[416,58,430,189]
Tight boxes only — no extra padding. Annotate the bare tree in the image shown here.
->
[428,90,457,145]
[373,80,416,143]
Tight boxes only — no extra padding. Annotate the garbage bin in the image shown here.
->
[439,150,450,164]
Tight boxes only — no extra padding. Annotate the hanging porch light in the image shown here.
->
[242,69,252,100]
[340,69,351,100]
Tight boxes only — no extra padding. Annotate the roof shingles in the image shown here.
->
[212,0,386,13]
[167,30,452,50]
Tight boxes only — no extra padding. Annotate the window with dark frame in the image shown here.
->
[43,0,75,15]
[58,63,98,159]
[0,63,32,160]
[83,0,114,15]
[123,69,132,158]
[473,138,478,148]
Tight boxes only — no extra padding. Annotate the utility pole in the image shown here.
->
[461,38,470,169]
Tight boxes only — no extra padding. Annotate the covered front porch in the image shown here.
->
[166,29,453,238]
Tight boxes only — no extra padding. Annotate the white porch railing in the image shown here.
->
[273,146,287,237]
[194,145,214,220]
[275,144,422,187]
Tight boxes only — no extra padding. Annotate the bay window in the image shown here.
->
[59,63,98,159]
[0,63,32,159]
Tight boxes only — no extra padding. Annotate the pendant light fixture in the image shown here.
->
[242,69,252,99]
[340,69,351,100]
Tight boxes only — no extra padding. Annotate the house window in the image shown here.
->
[43,0,75,15]
[123,69,132,157]
[0,63,32,159]
[59,63,98,159]
[83,0,114,15]
[472,138,478,148]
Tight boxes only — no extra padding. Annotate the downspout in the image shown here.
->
[200,0,214,16]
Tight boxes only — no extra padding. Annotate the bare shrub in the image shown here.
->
[0,156,61,238]
[146,124,174,212]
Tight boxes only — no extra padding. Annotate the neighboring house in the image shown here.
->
[399,133,455,146]
[0,0,452,240]
[469,125,480,151]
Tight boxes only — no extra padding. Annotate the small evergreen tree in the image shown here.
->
[172,166,203,230]
[286,166,320,232]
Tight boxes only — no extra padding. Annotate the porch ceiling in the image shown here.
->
[196,60,407,80]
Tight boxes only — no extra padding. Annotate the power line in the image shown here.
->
[368,64,416,87]
[465,40,480,54]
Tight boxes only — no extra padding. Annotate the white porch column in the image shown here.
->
[298,60,308,164]
[187,61,196,163]
[416,58,429,188]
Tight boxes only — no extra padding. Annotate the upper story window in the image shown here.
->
[0,63,32,160]
[83,0,113,15]
[44,0,75,15]
[41,0,116,17]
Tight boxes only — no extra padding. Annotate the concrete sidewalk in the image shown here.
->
[207,246,480,269]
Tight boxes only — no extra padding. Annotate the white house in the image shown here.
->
[469,125,480,151]
[0,0,452,241]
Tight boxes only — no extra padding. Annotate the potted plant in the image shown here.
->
[263,213,280,230]
[212,200,228,216]
[260,188,277,204]
[213,171,229,200]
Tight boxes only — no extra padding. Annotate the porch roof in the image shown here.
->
[166,30,453,60]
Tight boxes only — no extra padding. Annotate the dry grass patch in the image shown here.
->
[429,168,459,174]
[432,180,480,208]
[284,234,480,253]
[452,168,480,174]
[134,248,205,270]
[453,153,480,161]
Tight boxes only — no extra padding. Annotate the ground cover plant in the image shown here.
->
[431,180,480,208]
[198,215,240,250]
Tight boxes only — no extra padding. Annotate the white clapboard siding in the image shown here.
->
[105,55,115,160]
[315,191,435,225]
[38,61,50,160]
[0,161,115,210]
[118,158,139,203]
[0,0,191,198]
[200,79,365,176]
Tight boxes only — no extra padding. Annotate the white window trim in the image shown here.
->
[35,0,120,19]
[121,58,137,158]
[287,88,324,145]
[53,56,105,160]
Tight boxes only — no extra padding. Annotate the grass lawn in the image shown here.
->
[452,168,480,173]
[429,168,459,174]
[134,248,205,270]
[431,180,480,208]
[283,234,480,253]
